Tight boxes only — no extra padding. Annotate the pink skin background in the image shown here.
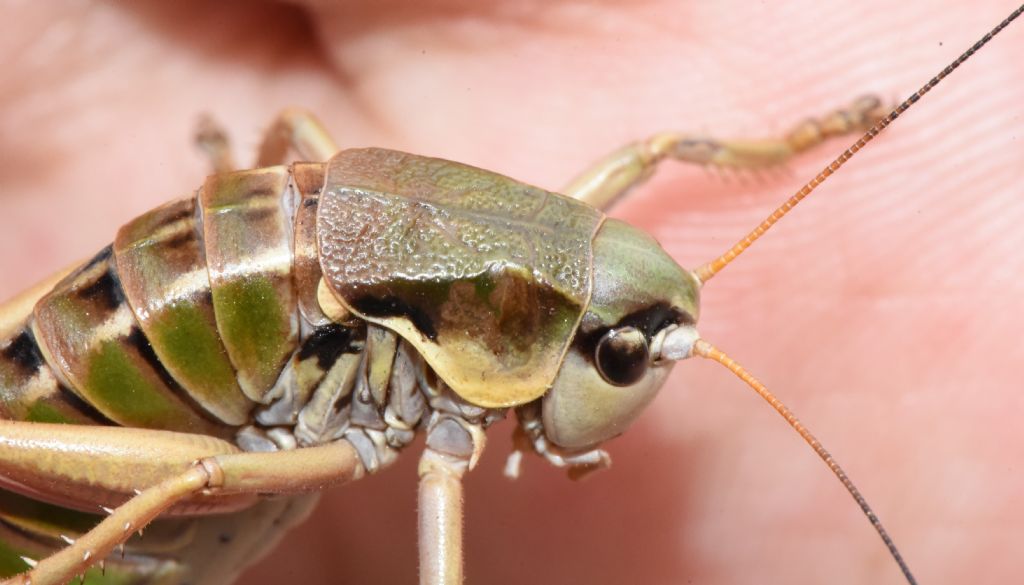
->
[1,1,1022,584]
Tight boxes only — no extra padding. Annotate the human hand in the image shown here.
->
[1,1,1020,584]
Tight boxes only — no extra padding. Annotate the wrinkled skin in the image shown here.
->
[1,1,1022,584]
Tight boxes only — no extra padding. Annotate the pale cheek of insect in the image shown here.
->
[541,350,673,450]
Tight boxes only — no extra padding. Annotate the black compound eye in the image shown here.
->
[594,326,649,386]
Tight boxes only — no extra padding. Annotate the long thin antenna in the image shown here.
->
[692,338,916,584]
[694,3,1024,284]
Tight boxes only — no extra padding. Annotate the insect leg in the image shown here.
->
[195,114,237,173]
[195,108,337,173]
[5,438,365,585]
[418,414,486,585]
[2,466,211,585]
[561,95,888,210]
[255,108,339,166]
[0,421,251,514]
[418,454,465,585]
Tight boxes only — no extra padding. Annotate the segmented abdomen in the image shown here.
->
[0,162,362,584]
[0,163,335,436]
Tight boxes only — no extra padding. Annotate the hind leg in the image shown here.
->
[563,95,887,210]
[0,422,364,585]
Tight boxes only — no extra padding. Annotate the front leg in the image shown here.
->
[418,413,486,585]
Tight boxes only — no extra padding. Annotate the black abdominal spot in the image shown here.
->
[58,384,113,424]
[297,323,362,369]
[124,327,186,394]
[1,329,42,373]
[352,296,437,341]
[83,245,113,267]
[123,326,228,427]
[75,251,125,311]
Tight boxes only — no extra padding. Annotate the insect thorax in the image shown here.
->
[237,319,506,474]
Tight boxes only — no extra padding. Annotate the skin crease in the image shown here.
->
[0,0,1022,583]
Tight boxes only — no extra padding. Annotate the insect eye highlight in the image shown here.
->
[594,326,649,386]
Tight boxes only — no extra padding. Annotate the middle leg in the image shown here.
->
[418,412,487,585]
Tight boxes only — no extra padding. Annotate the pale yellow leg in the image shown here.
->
[415,450,468,585]
[5,467,211,585]
[0,421,246,512]
[255,108,339,166]
[418,450,467,585]
[563,95,887,210]
[0,421,364,585]
[417,412,487,585]
[195,114,236,173]
[195,108,339,173]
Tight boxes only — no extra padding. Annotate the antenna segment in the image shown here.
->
[694,4,1024,284]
